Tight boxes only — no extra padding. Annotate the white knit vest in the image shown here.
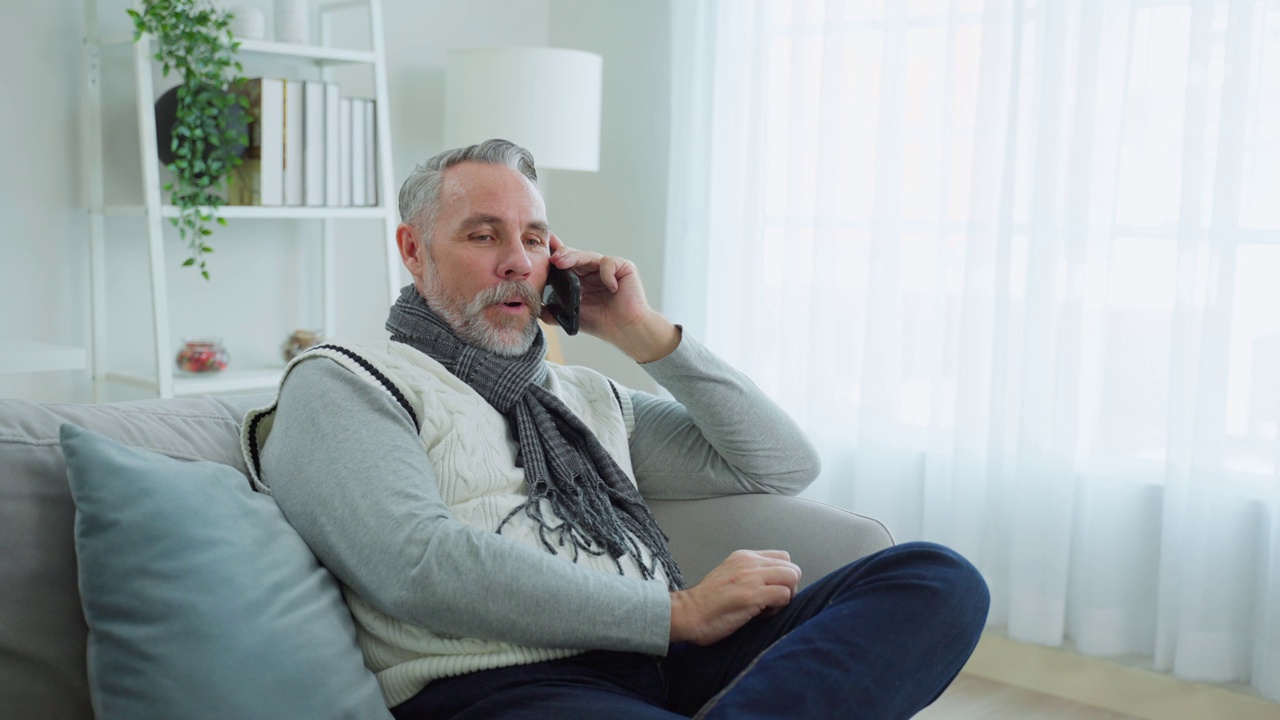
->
[242,340,666,707]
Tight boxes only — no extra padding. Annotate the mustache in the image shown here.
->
[469,280,543,314]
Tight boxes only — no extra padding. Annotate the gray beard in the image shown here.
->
[420,262,542,357]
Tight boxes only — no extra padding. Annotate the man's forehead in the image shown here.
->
[441,163,546,217]
[442,162,539,195]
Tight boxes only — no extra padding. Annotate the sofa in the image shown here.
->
[0,393,893,718]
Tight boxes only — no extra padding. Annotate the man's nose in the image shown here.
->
[498,238,534,278]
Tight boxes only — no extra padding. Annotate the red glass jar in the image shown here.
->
[175,337,229,374]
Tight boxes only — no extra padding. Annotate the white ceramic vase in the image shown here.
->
[226,7,265,41]
[274,0,309,45]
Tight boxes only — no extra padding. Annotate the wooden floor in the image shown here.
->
[914,674,1140,719]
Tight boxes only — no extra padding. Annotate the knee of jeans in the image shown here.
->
[892,541,990,627]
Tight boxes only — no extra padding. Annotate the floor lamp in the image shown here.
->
[443,46,603,173]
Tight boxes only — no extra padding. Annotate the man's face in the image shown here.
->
[415,162,551,355]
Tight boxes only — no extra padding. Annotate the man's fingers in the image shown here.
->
[551,247,604,274]
[598,256,621,292]
[724,550,800,599]
[543,245,636,300]
[755,549,792,562]
[757,564,802,595]
[734,550,799,576]
[761,583,794,609]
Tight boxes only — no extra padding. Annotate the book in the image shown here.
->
[324,83,341,207]
[228,77,284,206]
[364,99,377,206]
[338,98,352,206]
[303,81,326,207]
[283,79,305,206]
[351,98,367,207]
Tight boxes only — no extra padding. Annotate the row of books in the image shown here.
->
[228,78,378,207]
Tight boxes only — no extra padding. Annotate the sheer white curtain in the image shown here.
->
[665,0,1280,699]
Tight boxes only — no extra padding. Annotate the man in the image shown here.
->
[244,139,989,719]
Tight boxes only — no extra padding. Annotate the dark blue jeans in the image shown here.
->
[391,542,989,719]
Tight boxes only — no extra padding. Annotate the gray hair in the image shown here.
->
[397,138,541,239]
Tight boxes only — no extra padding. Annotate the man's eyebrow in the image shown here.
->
[460,215,550,235]
[461,214,506,229]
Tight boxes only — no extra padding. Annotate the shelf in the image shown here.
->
[108,366,283,396]
[85,0,398,401]
[174,367,283,396]
[97,34,376,66]
[100,204,391,220]
[0,340,88,375]
[236,39,377,66]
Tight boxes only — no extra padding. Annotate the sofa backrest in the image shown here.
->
[0,394,271,719]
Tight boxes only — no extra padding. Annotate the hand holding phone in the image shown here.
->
[544,263,581,336]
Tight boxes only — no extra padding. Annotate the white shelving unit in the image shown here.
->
[0,341,88,376]
[82,0,399,400]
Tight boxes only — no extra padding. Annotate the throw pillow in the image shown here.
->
[60,423,391,720]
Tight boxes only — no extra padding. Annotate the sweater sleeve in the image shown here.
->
[258,357,671,655]
[627,333,821,500]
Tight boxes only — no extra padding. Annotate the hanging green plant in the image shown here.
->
[128,0,252,280]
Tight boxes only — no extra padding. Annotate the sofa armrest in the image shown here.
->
[649,494,894,591]
[0,395,271,720]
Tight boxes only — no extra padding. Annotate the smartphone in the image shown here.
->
[544,264,581,336]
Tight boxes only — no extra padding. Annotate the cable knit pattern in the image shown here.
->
[243,340,657,706]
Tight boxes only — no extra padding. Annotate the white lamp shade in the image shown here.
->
[444,47,603,172]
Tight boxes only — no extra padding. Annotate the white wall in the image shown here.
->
[0,5,90,401]
[547,0,671,394]
[0,0,670,402]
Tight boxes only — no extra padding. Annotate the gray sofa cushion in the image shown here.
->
[61,424,389,719]
[0,395,268,719]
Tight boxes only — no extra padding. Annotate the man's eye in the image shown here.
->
[526,236,547,247]
[473,234,495,242]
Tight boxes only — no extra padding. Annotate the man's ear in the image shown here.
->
[396,223,425,278]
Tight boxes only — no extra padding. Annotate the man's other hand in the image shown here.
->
[669,550,802,646]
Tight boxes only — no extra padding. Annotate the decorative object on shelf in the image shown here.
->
[128,0,252,280]
[227,6,266,40]
[175,338,230,374]
[281,329,323,362]
[154,84,249,165]
[274,0,309,45]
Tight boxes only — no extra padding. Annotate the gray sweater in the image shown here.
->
[258,334,819,655]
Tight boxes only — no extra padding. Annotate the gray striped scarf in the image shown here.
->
[386,285,684,590]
